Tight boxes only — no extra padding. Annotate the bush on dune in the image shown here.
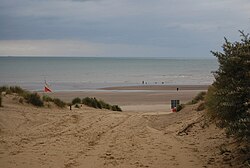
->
[206,31,250,138]
[82,97,122,111]
[0,85,67,108]
[53,98,66,108]
[111,105,122,112]
[0,86,29,96]
[25,93,44,107]
[0,86,8,93]
[42,95,53,102]
[72,97,81,105]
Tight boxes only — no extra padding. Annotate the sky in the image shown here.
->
[0,0,249,58]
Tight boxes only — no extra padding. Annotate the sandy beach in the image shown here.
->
[46,85,207,112]
[0,85,243,168]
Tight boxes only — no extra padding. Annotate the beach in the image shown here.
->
[46,85,208,112]
[0,86,237,168]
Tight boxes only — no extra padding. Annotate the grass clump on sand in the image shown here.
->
[72,97,81,105]
[43,95,66,108]
[0,86,29,97]
[25,93,44,107]
[0,86,44,107]
[187,91,206,105]
[82,97,122,112]
[0,85,67,108]
[53,98,66,108]
[176,104,185,112]
[42,95,53,102]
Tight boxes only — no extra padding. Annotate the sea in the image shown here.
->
[0,57,218,91]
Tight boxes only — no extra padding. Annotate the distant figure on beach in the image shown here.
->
[142,81,144,84]
[177,88,179,91]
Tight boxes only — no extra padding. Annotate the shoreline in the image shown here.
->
[100,84,209,91]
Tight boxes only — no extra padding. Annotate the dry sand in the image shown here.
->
[0,92,243,168]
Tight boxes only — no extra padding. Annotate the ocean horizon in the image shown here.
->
[0,57,218,91]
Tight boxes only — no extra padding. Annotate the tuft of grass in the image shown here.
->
[0,86,30,98]
[176,104,185,112]
[53,98,66,108]
[187,91,206,105]
[0,85,68,108]
[111,105,122,112]
[43,95,53,102]
[82,97,122,111]
[72,97,81,105]
[0,86,9,93]
[25,93,44,107]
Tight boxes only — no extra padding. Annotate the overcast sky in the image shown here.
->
[0,0,249,58]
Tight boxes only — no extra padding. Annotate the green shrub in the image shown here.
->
[206,31,250,138]
[82,97,92,106]
[10,86,27,96]
[0,86,29,96]
[53,98,66,108]
[0,86,8,93]
[25,93,44,107]
[99,100,112,110]
[176,104,184,112]
[111,105,122,112]
[82,97,122,111]
[72,97,81,105]
[43,95,53,102]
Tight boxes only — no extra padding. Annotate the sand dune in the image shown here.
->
[0,94,240,168]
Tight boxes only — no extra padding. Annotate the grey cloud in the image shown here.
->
[0,0,250,57]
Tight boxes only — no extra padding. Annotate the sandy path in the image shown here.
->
[0,98,204,168]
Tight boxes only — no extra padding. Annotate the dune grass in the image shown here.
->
[0,86,66,108]
[53,98,66,108]
[187,91,206,105]
[82,97,122,111]
[25,93,44,107]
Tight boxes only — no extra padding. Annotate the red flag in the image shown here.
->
[44,81,52,92]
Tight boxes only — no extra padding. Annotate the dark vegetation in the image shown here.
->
[204,31,250,167]
[205,31,250,139]
[53,98,66,108]
[72,97,81,105]
[0,86,66,108]
[176,104,185,112]
[0,86,122,111]
[82,97,122,111]
[25,93,44,107]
